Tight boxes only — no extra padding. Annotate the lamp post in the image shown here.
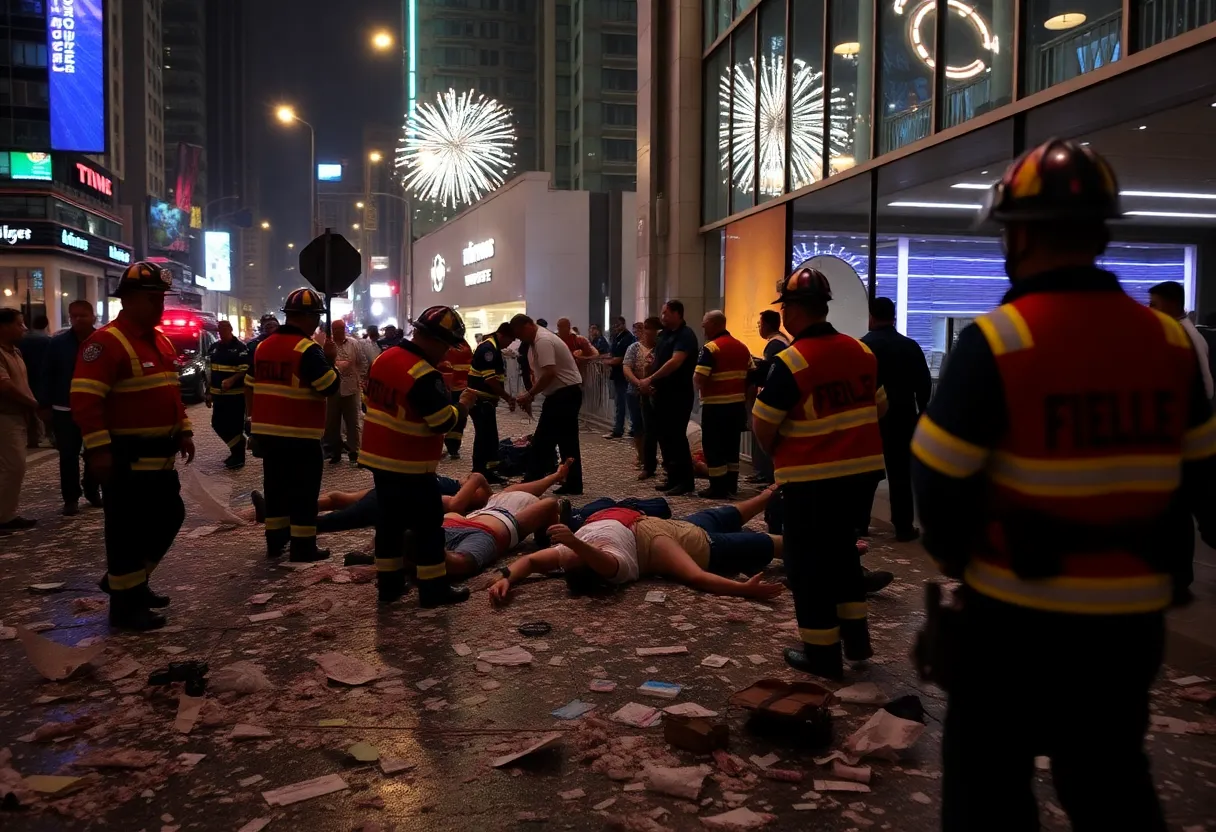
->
[275,105,317,237]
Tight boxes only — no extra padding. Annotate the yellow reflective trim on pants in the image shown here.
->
[706,464,729,477]
[290,525,317,537]
[727,463,740,472]
[144,560,159,575]
[111,425,176,437]
[265,516,289,531]
[1183,415,1216,461]
[975,304,1034,355]
[965,561,1172,615]
[798,626,840,646]
[376,557,405,572]
[108,569,148,590]
[416,562,447,580]
[357,450,441,474]
[445,431,463,439]
[988,451,1180,497]
[911,416,990,479]
[837,602,868,620]
[779,407,878,437]
[130,457,175,471]
[225,435,244,449]
[83,430,112,449]
[776,455,886,483]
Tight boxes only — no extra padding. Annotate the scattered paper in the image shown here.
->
[611,702,661,728]
[749,753,780,769]
[247,593,275,605]
[481,680,502,692]
[210,661,272,695]
[636,646,687,657]
[1180,687,1216,704]
[559,788,585,800]
[747,655,767,665]
[812,779,871,793]
[834,682,887,705]
[645,591,666,603]
[831,761,872,783]
[478,646,534,666]
[177,753,206,768]
[452,643,472,657]
[97,655,141,683]
[29,583,66,592]
[74,749,161,769]
[593,797,617,811]
[262,774,349,806]
[638,681,682,699]
[314,652,380,686]
[230,724,273,740]
[792,803,818,811]
[552,700,597,720]
[700,807,776,829]
[416,678,440,691]
[590,679,617,693]
[462,695,488,707]
[174,694,204,734]
[489,732,564,768]
[16,626,105,681]
[843,710,925,762]
[1171,675,1209,687]
[623,782,645,792]
[0,627,15,641]
[180,464,248,525]
[23,775,83,794]
[701,654,730,668]
[248,611,284,623]
[318,719,349,727]
[643,764,710,800]
[1150,714,1195,734]
[238,775,265,787]
[548,656,566,667]
[911,792,933,805]
[348,742,379,762]
[237,820,271,832]
[663,703,720,718]
[380,757,415,775]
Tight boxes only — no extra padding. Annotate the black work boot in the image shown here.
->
[783,643,844,681]
[841,619,874,663]
[726,471,740,496]
[109,592,166,632]
[250,491,266,524]
[418,577,470,608]
[377,571,410,604]
[142,584,171,609]
[289,546,331,563]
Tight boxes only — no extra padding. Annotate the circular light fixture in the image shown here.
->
[899,0,998,80]
[1043,12,1086,30]
[833,41,861,56]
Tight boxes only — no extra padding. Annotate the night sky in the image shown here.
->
[246,0,404,271]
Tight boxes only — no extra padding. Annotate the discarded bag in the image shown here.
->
[663,713,729,754]
[728,678,833,748]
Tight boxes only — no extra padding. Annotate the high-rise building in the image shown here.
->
[205,0,247,211]
[119,0,167,266]
[568,0,637,192]
[162,0,206,212]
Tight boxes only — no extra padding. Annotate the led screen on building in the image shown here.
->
[149,199,190,252]
[48,0,107,153]
[10,152,52,180]
[317,163,343,182]
[202,231,232,292]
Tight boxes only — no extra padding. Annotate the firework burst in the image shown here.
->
[396,89,516,209]
[720,55,853,196]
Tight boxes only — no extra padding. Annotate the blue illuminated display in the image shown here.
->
[48,0,107,153]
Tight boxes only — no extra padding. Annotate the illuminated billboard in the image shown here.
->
[149,199,190,252]
[48,0,107,153]
[201,231,232,292]
[9,152,52,181]
[317,163,343,182]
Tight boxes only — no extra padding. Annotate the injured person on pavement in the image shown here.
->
[488,488,787,602]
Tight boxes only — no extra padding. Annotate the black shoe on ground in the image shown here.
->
[0,517,37,531]
[62,502,79,517]
[783,645,844,681]
[328,456,343,465]
[842,620,874,663]
[697,488,730,500]
[109,603,166,632]
[662,482,696,497]
[250,490,266,523]
[348,453,358,464]
[553,485,583,496]
[448,451,460,460]
[143,585,171,609]
[863,568,895,595]
[377,572,411,604]
[418,579,471,608]
[289,548,331,563]
[224,457,246,470]
[654,481,673,492]
[344,551,375,566]
[85,492,103,508]
[895,527,921,543]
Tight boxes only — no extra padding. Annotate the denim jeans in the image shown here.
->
[612,377,639,436]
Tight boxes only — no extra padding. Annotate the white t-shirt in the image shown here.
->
[555,520,639,584]
[530,326,583,394]
[1180,317,1215,400]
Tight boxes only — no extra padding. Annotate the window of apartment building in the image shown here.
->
[574,70,580,93]
[516,106,536,128]
[557,111,571,131]
[12,41,47,67]
[556,4,570,23]
[601,0,637,21]
[479,22,500,38]
[557,74,571,95]
[480,49,500,66]
[602,68,637,90]
[602,173,636,191]
[557,41,570,62]
[505,50,535,70]
[574,33,580,57]
[478,76,500,95]
[574,104,580,125]
[602,102,636,126]
[505,78,532,98]
[558,142,571,163]
[603,138,636,162]
[602,33,638,56]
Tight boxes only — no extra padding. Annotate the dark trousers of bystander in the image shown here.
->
[857,418,916,535]
[701,403,745,495]
[445,389,470,456]
[639,395,659,475]
[654,388,695,487]
[102,461,184,598]
[258,436,324,559]
[525,384,583,492]
[942,591,1166,832]
[468,398,501,473]
[52,410,99,505]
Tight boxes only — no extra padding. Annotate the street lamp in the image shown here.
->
[356,201,365,209]
[353,223,361,230]
[260,220,271,230]
[371,30,393,51]
[287,242,295,250]
[274,104,317,237]
[369,150,383,163]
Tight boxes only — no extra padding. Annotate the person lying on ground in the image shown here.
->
[488,488,786,603]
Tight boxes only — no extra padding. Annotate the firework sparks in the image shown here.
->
[720,55,852,196]
[397,89,516,209]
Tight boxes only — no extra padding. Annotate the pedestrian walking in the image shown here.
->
[912,139,1216,832]
[752,267,887,679]
[205,320,251,470]
[467,321,517,482]
[695,310,753,498]
[36,300,101,516]
[746,309,789,485]
[439,337,474,459]
[19,313,51,447]
[638,300,699,496]
[362,305,477,607]
[324,320,368,464]
[1148,280,1214,400]
[858,297,931,541]
[623,317,658,476]
[512,313,584,495]
[602,315,638,439]
[246,288,340,563]
[70,262,196,630]
[0,307,39,532]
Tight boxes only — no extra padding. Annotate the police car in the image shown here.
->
[159,310,219,403]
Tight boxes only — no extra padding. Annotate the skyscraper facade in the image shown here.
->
[162,0,206,212]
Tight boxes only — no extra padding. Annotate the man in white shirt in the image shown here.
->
[511,313,584,494]
[1149,281,1214,400]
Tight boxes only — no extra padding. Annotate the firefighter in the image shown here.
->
[751,267,888,680]
[71,261,195,631]
[244,288,340,562]
[361,305,477,607]
[439,336,474,459]
[694,310,754,498]
[467,321,517,483]
[912,139,1216,831]
[205,319,250,469]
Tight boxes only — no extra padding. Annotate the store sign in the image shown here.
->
[75,162,113,197]
[0,221,131,264]
[369,282,393,299]
[462,238,495,266]
[370,255,389,270]
[108,244,131,265]
[430,254,447,292]
[61,229,89,252]
[2,225,33,245]
[464,269,492,286]
[49,0,107,153]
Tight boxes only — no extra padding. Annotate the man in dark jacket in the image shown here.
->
[859,297,931,541]
[36,300,100,515]
[20,313,52,447]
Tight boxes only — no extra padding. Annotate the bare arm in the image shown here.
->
[648,351,688,383]
[0,377,38,410]
[525,366,557,398]
[549,525,621,579]
[488,547,565,604]
[647,536,784,599]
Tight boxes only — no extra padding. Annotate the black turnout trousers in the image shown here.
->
[258,435,324,558]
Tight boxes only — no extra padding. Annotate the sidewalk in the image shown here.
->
[0,408,1213,830]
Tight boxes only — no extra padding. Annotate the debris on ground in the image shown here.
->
[16,626,106,680]
[262,773,349,806]
[642,764,710,800]
[313,652,381,685]
[478,645,534,666]
[489,732,564,768]
[843,709,926,762]
[700,807,776,829]
[636,646,688,657]
[552,700,597,719]
[611,703,661,728]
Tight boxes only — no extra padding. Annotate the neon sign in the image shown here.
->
[462,238,495,266]
[893,0,998,81]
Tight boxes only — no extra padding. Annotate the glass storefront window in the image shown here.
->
[880,0,935,154]
[941,0,1013,129]
[756,0,786,203]
[60,271,88,327]
[1025,0,1121,94]
[703,43,732,224]
[730,16,757,214]
[829,0,874,171]
[790,0,826,190]
[1139,0,1215,49]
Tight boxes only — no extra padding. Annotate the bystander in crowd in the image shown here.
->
[512,314,585,495]
[624,316,660,477]
[19,313,52,448]
[0,307,39,532]
[602,315,638,439]
[324,320,369,464]
[639,300,699,496]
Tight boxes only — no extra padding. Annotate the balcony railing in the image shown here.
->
[1139,0,1216,47]
[881,75,993,152]
[1029,10,1122,93]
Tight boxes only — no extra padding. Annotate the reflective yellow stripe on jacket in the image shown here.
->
[965,560,1172,615]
